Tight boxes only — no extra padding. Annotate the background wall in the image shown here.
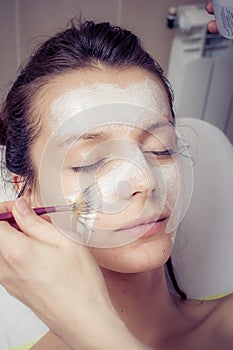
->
[0,0,203,102]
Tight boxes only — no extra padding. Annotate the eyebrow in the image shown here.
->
[146,119,174,133]
[59,131,106,147]
[58,119,175,147]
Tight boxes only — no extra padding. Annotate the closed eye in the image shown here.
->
[144,149,176,157]
[71,158,106,173]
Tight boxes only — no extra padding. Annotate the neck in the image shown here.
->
[101,267,188,347]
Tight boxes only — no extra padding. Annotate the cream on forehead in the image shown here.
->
[50,79,170,129]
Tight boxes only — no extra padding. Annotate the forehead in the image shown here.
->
[39,67,173,137]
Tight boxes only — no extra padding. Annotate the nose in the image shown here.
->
[96,144,166,215]
[116,154,160,201]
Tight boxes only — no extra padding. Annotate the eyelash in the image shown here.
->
[144,149,176,157]
[71,158,106,173]
[71,149,176,173]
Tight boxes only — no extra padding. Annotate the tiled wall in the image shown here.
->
[0,0,203,101]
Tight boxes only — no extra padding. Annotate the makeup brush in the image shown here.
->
[0,185,96,225]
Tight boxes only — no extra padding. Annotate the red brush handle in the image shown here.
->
[0,206,57,224]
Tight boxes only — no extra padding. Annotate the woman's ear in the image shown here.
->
[12,174,32,204]
[11,174,29,196]
[12,174,23,194]
[12,174,41,206]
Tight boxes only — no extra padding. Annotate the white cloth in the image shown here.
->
[0,286,48,350]
[173,118,233,298]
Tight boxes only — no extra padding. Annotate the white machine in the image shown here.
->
[167,3,233,144]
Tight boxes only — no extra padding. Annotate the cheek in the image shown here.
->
[29,132,56,205]
[96,163,121,203]
[162,161,183,239]
[61,172,82,202]
[30,181,44,207]
[162,162,180,207]
[96,160,144,204]
[28,157,45,206]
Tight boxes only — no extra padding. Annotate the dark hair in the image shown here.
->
[0,19,185,299]
[0,20,175,189]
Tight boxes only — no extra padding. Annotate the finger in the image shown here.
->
[40,214,52,223]
[0,200,15,213]
[207,20,218,33]
[206,1,214,14]
[0,220,29,265]
[0,220,42,295]
[12,198,67,245]
[20,190,51,223]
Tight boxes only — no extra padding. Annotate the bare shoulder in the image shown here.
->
[175,295,233,349]
[191,293,233,332]
[212,293,233,331]
[200,293,233,348]
[175,294,221,323]
[216,292,233,308]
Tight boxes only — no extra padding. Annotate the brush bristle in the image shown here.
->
[72,183,98,217]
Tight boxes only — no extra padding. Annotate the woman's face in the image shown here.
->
[30,66,180,273]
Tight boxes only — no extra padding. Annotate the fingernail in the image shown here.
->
[16,198,31,216]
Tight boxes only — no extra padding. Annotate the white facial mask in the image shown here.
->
[94,141,165,216]
[39,91,193,247]
[49,79,170,132]
[162,162,181,237]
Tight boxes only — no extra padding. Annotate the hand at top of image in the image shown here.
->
[206,0,218,33]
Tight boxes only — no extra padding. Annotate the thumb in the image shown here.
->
[12,198,66,245]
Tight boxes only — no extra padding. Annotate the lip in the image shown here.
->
[115,213,168,231]
[114,214,168,238]
[140,218,167,238]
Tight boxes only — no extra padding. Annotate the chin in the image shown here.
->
[90,232,174,273]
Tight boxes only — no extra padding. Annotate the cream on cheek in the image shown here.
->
[82,146,179,230]
[162,162,181,242]
[39,138,180,247]
[96,146,148,206]
[97,162,135,203]
[163,163,179,205]
[94,157,180,247]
